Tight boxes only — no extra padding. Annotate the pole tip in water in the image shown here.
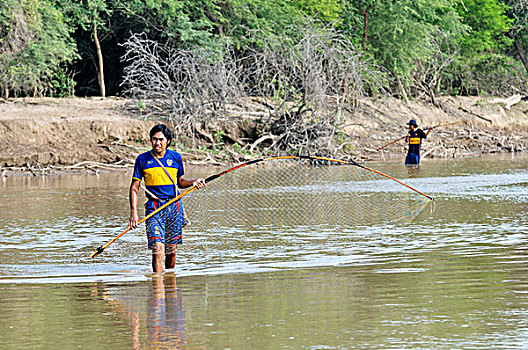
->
[90,246,105,258]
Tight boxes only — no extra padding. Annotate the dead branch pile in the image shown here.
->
[120,23,387,160]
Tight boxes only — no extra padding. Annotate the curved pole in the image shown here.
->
[377,136,406,151]
[300,155,434,200]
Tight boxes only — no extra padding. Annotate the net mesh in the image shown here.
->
[182,158,432,236]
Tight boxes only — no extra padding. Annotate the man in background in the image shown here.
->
[405,119,432,166]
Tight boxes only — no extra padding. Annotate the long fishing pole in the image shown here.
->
[377,136,406,151]
[89,155,433,258]
[377,121,462,151]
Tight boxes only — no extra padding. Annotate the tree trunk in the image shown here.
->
[427,85,438,108]
[513,34,528,75]
[397,77,409,105]
[93,22,106,98]
[361,4,374,51]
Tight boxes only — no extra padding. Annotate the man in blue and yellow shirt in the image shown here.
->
[405,119,432,165]
[129,124,205,273]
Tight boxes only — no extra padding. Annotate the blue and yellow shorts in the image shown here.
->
[145,199,184,250]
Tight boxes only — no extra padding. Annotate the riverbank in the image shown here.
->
[1,95,527,176]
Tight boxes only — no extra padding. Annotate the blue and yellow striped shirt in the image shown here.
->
[407,129,427,155]
[132,149,184,200]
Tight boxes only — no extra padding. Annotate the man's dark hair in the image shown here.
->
[150,124,173,146]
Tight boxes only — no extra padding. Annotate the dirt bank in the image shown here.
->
[1,95,527,176]
[0,97,145,169]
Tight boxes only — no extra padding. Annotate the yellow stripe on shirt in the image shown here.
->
[143,167,179,186]
[409,137,421,145]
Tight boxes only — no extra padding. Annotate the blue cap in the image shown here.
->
[407,119,418,126]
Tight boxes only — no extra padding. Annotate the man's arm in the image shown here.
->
[425,127,433,138]
[129,179,141,229]
[178,176,206,189]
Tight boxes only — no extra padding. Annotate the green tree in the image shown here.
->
[214,0,305,42]
[503,0,528,74]
[117,0,216,45]
[449,0,516,95]
[295,0,344,23]
[342,0,467,100]
[0,0,77,97]
[455,0,512,53]
[56,0,110,97]
[340,0,378,51]
[58,0,221,96]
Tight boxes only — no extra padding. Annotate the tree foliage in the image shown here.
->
[455,0,512,53]
[117,0,216,45]
[445,0,524,95]
[503,0,528,74]
[0,0,77,97]
[1,0,526,98]
[341,0,469,99]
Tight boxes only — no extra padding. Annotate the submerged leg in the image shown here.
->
[152,242,165,273]
[165,244,177,269]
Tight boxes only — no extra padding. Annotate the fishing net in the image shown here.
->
[88,156,434,261]
[182,157,432,235]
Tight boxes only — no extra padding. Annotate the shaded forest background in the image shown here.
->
[1,0,528,159]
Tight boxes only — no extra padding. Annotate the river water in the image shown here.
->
[0,154,527,349]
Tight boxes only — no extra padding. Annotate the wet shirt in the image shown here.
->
[132,149,184,200]
[407,129,427,155]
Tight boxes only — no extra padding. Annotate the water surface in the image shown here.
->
[0,154,527,349]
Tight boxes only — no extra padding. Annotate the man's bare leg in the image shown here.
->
[152,242,165,273]
[165,244,177,269]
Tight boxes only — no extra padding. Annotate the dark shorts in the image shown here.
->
[145,199,184,250]
[405,153,420,165]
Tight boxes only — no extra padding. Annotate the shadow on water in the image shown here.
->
[3,260,528,349]
[93,272,186,349]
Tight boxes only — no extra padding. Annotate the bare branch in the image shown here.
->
[120,22,388,159]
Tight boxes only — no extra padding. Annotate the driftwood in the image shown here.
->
[2,160,135,176]
[250,134,277,153]
[421,146,440,158]
[489,95,524,110]
[458,106,493,124]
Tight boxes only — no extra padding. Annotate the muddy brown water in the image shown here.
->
[0,154,527,349]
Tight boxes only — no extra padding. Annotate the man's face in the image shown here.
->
[151,131,168,155]
[408,124,416,130]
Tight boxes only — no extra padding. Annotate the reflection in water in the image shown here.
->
[92,282,142,349]
[94,273,188,349]
[147,273,185,349]
[406,164,421,177]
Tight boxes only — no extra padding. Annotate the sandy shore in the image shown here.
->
[1,95,527,176]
